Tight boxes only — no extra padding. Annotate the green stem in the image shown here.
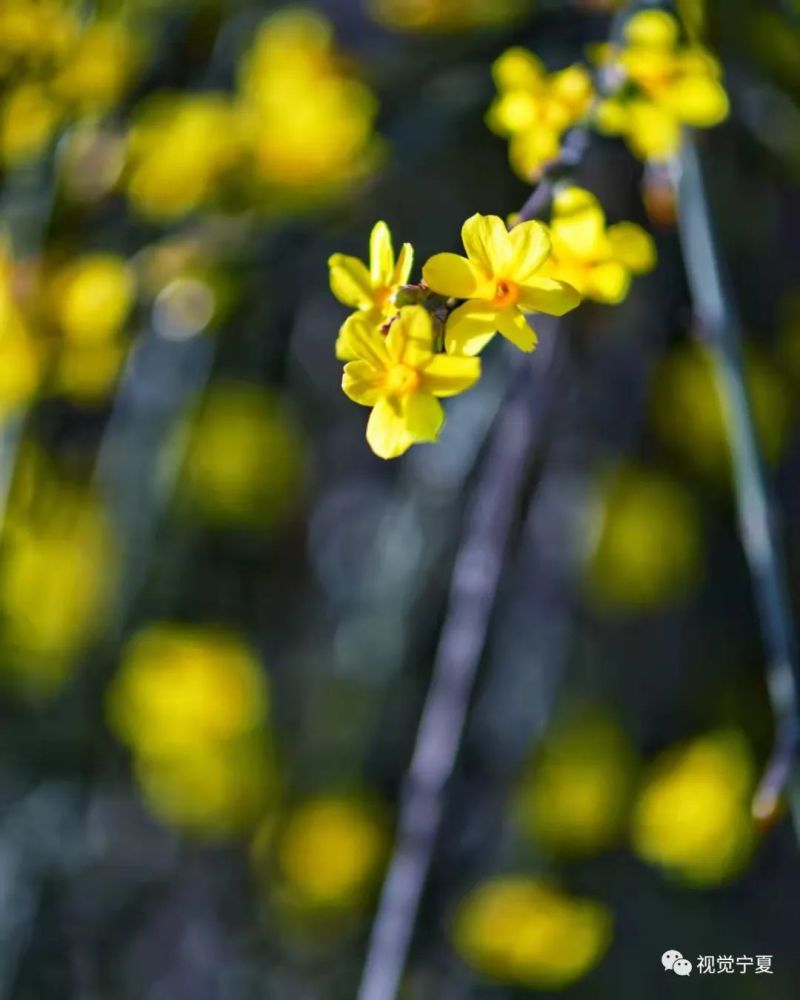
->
[672,138,800,830]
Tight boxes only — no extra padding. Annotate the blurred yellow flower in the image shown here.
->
[126,93,244,220]
[50,253,135,344]
[0,1,79,72]
[341,306,481,459]
[423,213,580,355]
[0,84,60,164]
[329,220,414,357]
[370,0,532,33]
[277,796,386,910]
[453,878,612,989]
[56,20,142,115]
[651,342,790,479]
[595,10,728,161]
[136,736,277,837]
[238,10,381,200]
[0,250,41,411]
[586,465,703,610]
[487,49,593,180]
[108,623,276,837]
[0,481,115,693]
[632,729,757,885]
[55,341,127,403]
[108,623,268,757]
[516,707,637,856]
[542,186,655,303]
[180,381,304,529]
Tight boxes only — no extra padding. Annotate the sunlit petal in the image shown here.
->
[401,391,444,443]
[518,277,581,316]
[342,360,381,406]
[496,308,537,352]
[423,252,486,299]
[366,396,413,459]
[508,220,551,281]
[461,214,511,276]
[369,220,394,285]
[328,253,374,309]
[421,354,481,397]
[445,300,499,356]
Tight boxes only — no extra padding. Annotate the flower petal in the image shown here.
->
[328,253,374,309]
[423,252,486,299]
[335,312,389,366]
[508,220,551,282]
[607,222,656,273]
[421,354,481,397]
[386,305,435,367]
[445,300,499,356]
[366,397,413,459]
[461,214,511,276]
[496,308,537,352]
[660,75,729,127]
[492,47,546,92]
[393,241,414,286]
[342,360,381,406]
[585,261,631,304]
[370,221,394,285]
[401,391,444,443]
[624,10,678,48]
[550,187,607,261]
[518,277,581,316]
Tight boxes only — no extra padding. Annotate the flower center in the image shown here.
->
[493,279,519,308]
[384,363,419,396]
[373,286,393,310]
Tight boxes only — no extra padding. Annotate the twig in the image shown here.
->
[516,127,591,223]
[356,329,565,1000]
[671,139,800,828]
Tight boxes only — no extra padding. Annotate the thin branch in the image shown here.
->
[671,138,800,828]
[356,329,566,1000]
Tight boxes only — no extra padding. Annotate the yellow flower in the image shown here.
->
[543,186,656,303]
[126,93,244,220]
[50,253,135,343]
[329,220,413,357]
[55,20,142,115]
[516,707,636,857]
[136,736,276,838]
[238,10,381,200]
[0,480,115,693]
[0,84,60,165]
[586,465,703,610]
[423,213,580,356]
[595,10,728,161]
[632,730,756,885]
[277,796,386,910]
[107,623,268,758]
[487,49,594,180]
[341,306,481,459]
[180,381,305,530]
[452,877,612,989]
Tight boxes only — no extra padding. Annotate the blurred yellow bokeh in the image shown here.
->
[0,470,116,693]
[651,342,791,480]
[108,623,276,837]
[180,381,305,531]
[370,0,532,33]
[275,796,387,911]
[452,877,612,989]
[238,9,381,202]
[50,253,135,344]
[516,706,637,856]
[631,729,757,885]
[586,464,703,610]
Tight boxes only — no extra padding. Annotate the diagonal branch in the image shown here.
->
[356,327,567,1000]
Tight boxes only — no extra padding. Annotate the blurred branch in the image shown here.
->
[672,138,800,830]
[357,328,566,1000]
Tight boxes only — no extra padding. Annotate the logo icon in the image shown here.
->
[662,950,693,976]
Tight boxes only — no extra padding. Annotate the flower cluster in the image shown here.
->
[0,1,141,166]
[107,624,277,837]
[594,9,729,160]
[125,10,380,220]
[486,48,594,181]
[332,201,655,457]
[488,9,729,174]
